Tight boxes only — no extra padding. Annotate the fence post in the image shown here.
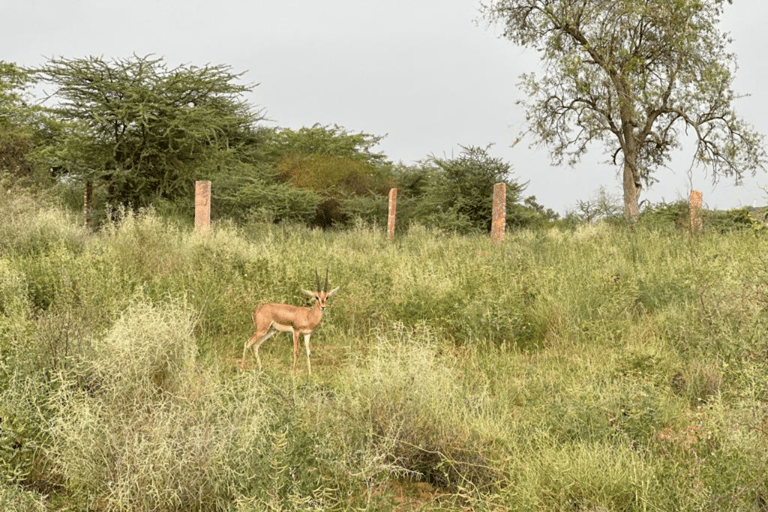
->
[491,183,506,243]
[387,188,398,242]
[83,181,93,228]
[689,189,702,234]
[195,180,211,233]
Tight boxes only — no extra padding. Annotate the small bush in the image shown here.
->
[0,484,47,512]
[0,369,58,493]
[84,300,197,404]
[497,440,658,511]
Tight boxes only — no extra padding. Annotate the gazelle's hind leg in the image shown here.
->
[242,326,276,370]
[252,329,277,371]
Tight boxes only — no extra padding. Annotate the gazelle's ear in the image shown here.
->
[327,286,340,297]
[302,289,316,297]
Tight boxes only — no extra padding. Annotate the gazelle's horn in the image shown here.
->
[324,269,329,293]
[315,268,321,292]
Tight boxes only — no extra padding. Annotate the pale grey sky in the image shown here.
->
[5,0,766,214]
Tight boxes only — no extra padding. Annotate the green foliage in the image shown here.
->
[0,62,35,128]
[703,207,767,234]
[639,200,690,230]
[269,124,387,165]
[0,62,53,184]
[638,201,768,234]
[0,126,34,178]
[418,145,522,233]
[209,125,396,228]
[393,146,530,234]
[222,178,321,225]
[270,125,394,228]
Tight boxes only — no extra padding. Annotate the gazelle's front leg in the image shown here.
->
[292,329,300,375]
[303,334,312,375]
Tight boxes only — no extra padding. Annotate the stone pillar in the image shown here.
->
[387,188,397,242]
[491,183,506,243]
[690,189,702,234]
[195,180,211,232]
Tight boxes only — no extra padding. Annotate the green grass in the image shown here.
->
[2,188,768,510]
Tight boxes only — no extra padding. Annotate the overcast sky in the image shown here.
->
[5,0,767,214]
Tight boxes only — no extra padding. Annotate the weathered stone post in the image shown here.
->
[195,180,211,233]
[689,189,703,234]
[491,183,506,243]
[387,188,397,242]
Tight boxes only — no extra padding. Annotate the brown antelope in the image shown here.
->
[242,269,339,375]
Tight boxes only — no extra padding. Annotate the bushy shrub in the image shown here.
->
[0,199,86,259]
[703,206,765,233]
[218,179,321,225]
[497,440,658,511]
[0,259,31,350]
[338,324,500,492]
[0,368,58,492]
[638,200,689,230]
[46,302,282,511]
[85,300,197,402]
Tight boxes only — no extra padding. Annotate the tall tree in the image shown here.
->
[37,55,262,207]
[481,0,766,220]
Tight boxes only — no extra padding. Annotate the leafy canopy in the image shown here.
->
[273,124,391,196]
[36,54,263,207]
[0,62,47,179]
[0,62,35,127]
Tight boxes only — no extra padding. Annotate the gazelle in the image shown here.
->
[242,269,339,375]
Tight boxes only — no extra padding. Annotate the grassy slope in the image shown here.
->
[2,190,768,510]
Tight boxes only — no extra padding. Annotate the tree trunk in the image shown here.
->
[622,158,641,222]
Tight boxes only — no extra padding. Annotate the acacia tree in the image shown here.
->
[481,0,766,220]
[37,55,262,208]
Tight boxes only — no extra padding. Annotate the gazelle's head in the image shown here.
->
[302,269,340,311]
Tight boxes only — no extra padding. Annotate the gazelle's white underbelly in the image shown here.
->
[270,322,312,335]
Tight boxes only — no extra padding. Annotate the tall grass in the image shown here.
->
[2,189,768,510]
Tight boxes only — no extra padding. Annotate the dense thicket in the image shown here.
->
[1,55,549,232]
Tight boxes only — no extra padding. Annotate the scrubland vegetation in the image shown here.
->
[2,182,768,511]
